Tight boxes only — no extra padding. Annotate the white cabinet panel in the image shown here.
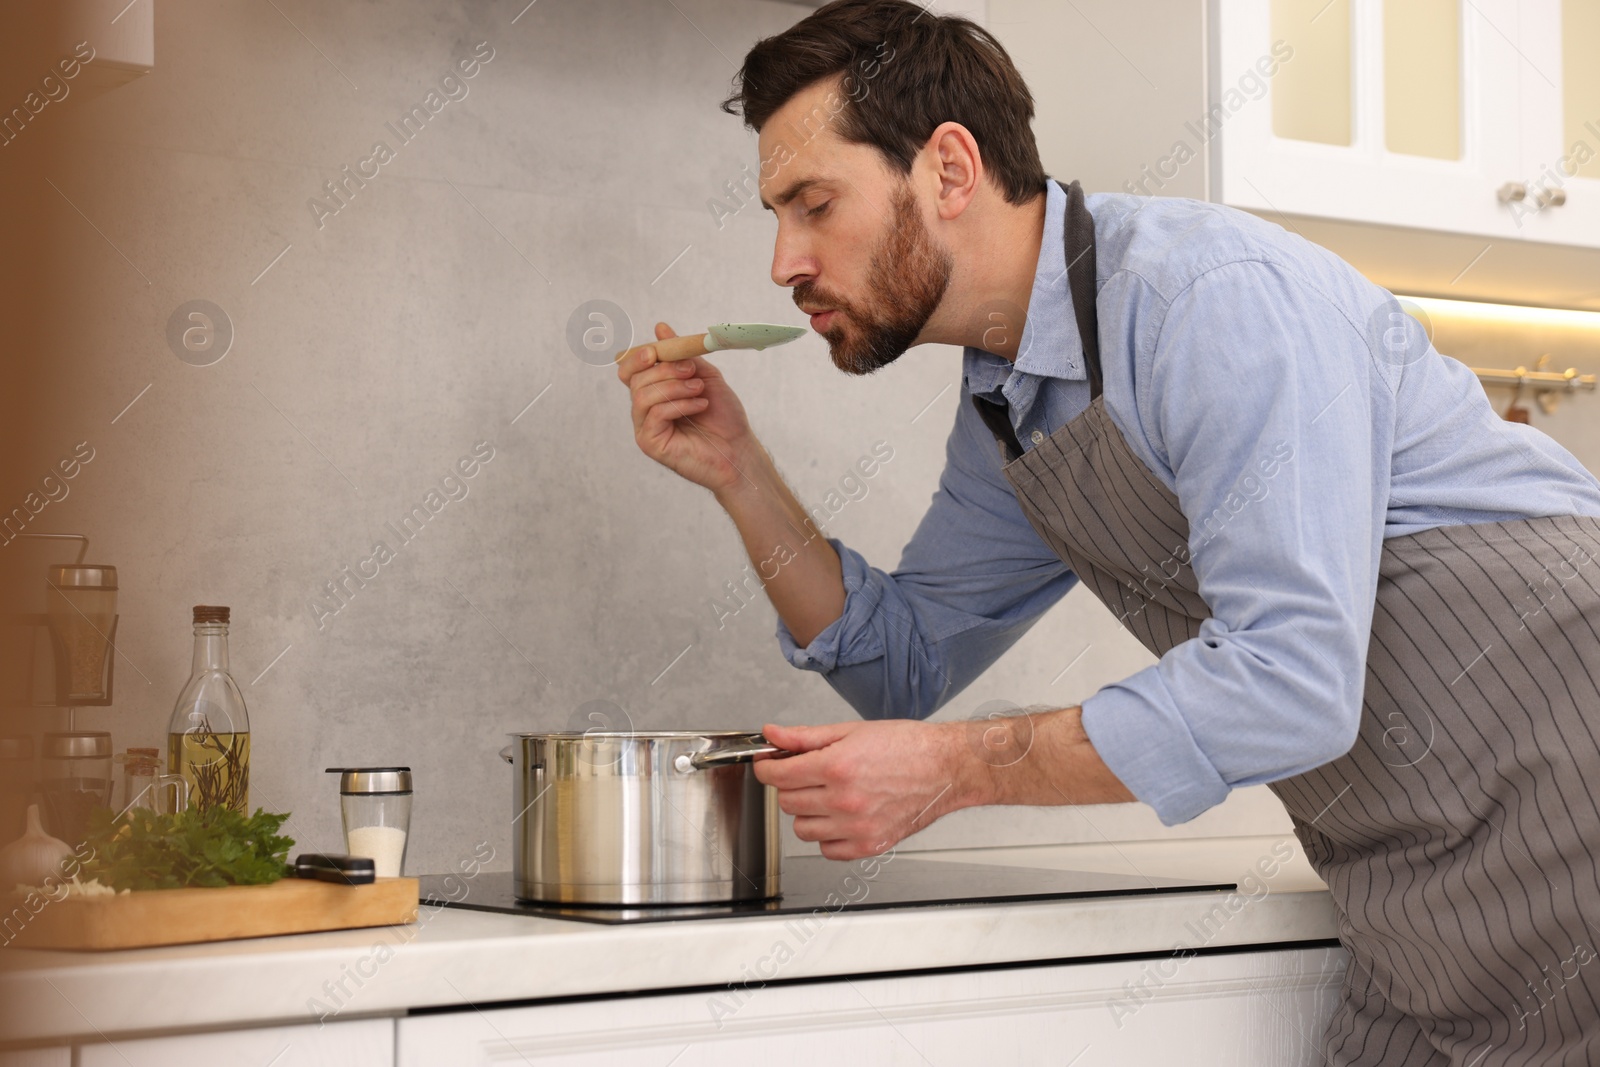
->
[398,947,1347,1066]
[1515,0,1600,248]
[1216,0,1526,240]
[1215,0,1600,250]
[77,1018,392,1067]
[992,0,1600,293]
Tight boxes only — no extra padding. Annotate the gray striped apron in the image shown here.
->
[974,180,1600,1065]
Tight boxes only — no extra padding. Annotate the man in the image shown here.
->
[614,2,1600,1062]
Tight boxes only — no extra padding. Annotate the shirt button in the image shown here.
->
[1030,429,1045,444]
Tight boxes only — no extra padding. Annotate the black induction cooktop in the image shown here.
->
[418,856,1234,925]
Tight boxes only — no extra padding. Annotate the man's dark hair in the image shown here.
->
[719,0,1047,206]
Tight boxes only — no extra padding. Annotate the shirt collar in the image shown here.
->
[962,177,1087,398]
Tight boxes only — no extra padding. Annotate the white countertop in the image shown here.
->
[0,835,1336,1046]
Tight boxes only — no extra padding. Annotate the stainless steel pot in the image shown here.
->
[499,730,784,905]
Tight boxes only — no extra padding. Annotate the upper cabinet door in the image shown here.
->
[1214,0,1525,240]
[1513,0,1600,249]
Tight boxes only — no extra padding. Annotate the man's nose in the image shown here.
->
[771,228,814,289]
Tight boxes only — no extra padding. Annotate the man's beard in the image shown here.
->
[795,182,953,376]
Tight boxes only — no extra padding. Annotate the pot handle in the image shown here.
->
[499,744,515,765]
[675,739,790,774]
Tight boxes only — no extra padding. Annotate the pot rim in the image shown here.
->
[504,729,764,740]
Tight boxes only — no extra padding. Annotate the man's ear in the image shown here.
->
[925,121,983,221]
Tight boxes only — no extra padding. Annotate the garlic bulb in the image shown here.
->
[0,805,76,888]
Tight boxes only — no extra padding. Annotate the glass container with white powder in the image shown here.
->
[326,767,412,878]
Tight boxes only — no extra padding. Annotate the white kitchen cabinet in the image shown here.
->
[991,0,1600,306]
[397,946,1347,1066]
[76,1017,392,1067]
[1215,0,1600,249]
[51,0,155,92]
[1215,0,1520,239]
[1513,0,1600,248]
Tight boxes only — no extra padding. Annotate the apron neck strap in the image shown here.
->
[1057,178,1102,400]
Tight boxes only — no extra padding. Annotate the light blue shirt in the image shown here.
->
[775,178,1600,825]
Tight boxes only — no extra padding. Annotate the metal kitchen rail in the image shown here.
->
[1470,356,1596,417]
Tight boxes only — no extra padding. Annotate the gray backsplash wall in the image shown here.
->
[26,0,1297,877]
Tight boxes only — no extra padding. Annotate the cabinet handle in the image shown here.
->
[1497,181,1527,203]
[1539,187,1568,208]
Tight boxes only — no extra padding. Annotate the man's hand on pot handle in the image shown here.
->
[754,720,977,861]
[755,711,1139,860]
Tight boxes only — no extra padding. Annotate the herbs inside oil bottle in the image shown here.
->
[166,605,251,813]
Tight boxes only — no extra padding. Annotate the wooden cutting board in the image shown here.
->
[3,876,419,951]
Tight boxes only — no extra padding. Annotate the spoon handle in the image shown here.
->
[614,333,708,364]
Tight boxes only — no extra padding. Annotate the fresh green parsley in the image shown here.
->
[79,806,295,891]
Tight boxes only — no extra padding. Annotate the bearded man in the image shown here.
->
[615,3,1600,1062]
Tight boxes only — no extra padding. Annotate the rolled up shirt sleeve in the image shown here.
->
[775,381,1077,720]
[774,537,887,674]
[1080,260,1382,825]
